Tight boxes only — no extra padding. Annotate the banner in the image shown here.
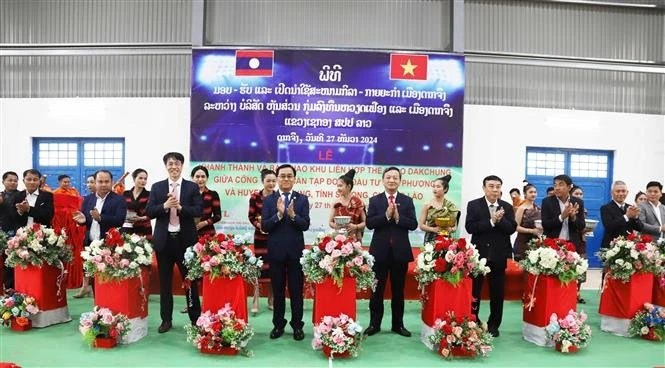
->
[191,48,464,245]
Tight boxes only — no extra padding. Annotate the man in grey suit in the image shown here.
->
[638,181,665,239]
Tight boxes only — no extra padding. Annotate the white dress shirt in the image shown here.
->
[167,177,183,232]
[557,196,570,241]
[25,189,40,226]
[90,192,108,241]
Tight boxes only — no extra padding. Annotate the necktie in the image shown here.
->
[283,192,290,209]
[620,204,626,214]
[169,183,180,226]
[389,195,395,205]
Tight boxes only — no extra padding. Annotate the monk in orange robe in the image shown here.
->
[52,175,85,289]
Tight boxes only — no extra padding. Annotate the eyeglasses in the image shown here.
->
[278,175,294,179]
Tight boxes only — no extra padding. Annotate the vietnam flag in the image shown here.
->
[235,50,274,77]
[389,53,428,81]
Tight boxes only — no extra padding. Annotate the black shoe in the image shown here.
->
[391,326,412,337]
[488,328,500,337]
[364,325,380,336]
[293,328,305,341]
[577,297,587,304]
[270,327,284,339]
[158,321,172,333]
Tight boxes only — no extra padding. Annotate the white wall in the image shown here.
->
[1,99,664,238]
[460,105,665,235]
[0,98,190,189]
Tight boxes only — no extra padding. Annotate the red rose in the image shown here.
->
[434,258,448,273]
[636,242,646,251]
[443,324,453,335]
[109,328,118,338]
[434,241,447,252]
[31,223,42,232]
[565,242,576,252]
[641,235,653,243]
[216,233,226,242]
[543,238,557,249]
[457,238,467,251]
[627,233,636,241]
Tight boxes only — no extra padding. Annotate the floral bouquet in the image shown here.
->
[428,312,493,358]
[415,235,490,288]
[597,234,662,282]
[300,233,375,290]
[185,303,254,356]
[520,237,589,284]
[1,291,39,328]
[79,306,131,347]
[312,313,364,358]
[4,224,71,268]
[184,233,262,283]
[81,227,153,280]
[629,303,665,341]
[545,309,592,353]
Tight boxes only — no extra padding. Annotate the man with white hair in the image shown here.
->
[600,180,643,248]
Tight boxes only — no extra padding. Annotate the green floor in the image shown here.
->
[1,290,663,367]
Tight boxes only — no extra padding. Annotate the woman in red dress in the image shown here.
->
[328,169,366,241]
[248,168,276,314]
[191,166,221,237]
[121,168,152,240]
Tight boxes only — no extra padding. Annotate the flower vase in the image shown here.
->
[642,328,661,341]
[94,337,117,349]
[555,342,579,353]
[10,318,32,332]
[323,345,351,358]
[450,346,477,357]
[200,345,239,355]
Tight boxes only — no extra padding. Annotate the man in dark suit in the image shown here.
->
[638,181,665,239]
[465,175,517,338]
[13,169,54,229]
[364,166,418,338]
[1,171,20,291]
[541,174,586,251]
[73,170,127,246]
[601,180,643,248]
[261,164,310,341]
[147,152,203,333]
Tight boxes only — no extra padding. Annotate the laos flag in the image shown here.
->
[235,50,274,77]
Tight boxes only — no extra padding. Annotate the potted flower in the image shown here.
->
[185,303,254,357]
[428,312,494,358]
[545,310,592,353]
[301,233,375,290]
[521,237,589,284]
[597,234,662,282]
[629,303,665,341]
[415,235,490,288]
[312,314,364,358]
[79,306,131,348]
[184,233,262,283]
[81,227,153,281]
[0,291,39,331]
[4,223,71,268]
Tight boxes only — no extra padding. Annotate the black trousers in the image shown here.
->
[369,252,408,329]
[156,233,201,324]
[270,257,304,330]
[471,260,506,330]
[2,256,14,290]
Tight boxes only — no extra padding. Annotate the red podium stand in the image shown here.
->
[522,274,576,346]
[202,273,248,322]
[599,272,653,319]
[14,264,70,327]
[652,274,665,307]
[94,268,150,319]
[421,278,472,326]
[312,277,357,323]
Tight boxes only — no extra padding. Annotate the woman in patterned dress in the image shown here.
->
[419,175,459,244]
[191,166,221,237]
[328,169,366,241]
[121,168,152,240]
[248,168,276,314]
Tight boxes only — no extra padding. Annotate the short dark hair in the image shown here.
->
[2,171,18,181]
[131,168,147,180]
[57,174,70,181]
[276,164,296,177]
[339,169,357,190]
[23,169,41,179]
[482,175,502,186]
[260,168,276,182]
[162,152,185,165]
[546,187,554,193]
[553,174,573,186]
[646,181,663,191]
[190,165,209,178]
[509,188,520,195]
[94,170,113,180]
[382,166,401,179]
